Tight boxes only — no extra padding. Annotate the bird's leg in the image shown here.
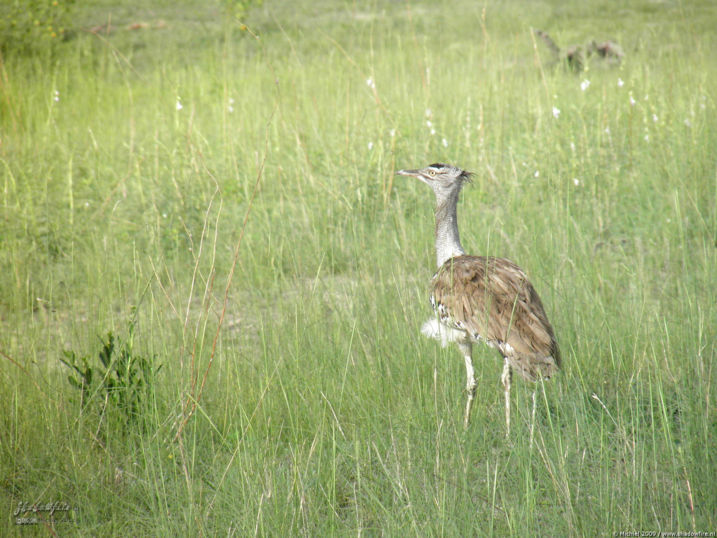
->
[501,358,512,435]
[458,342,476,429]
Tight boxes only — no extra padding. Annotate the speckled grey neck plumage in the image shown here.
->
[433,186,466,267]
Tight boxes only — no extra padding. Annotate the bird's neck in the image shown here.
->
[434,190,465,267]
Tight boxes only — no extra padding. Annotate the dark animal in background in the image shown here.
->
[535,29,624,72]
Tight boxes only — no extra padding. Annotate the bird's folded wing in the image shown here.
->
[431,256,561,376]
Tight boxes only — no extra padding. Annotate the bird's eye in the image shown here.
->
[427,170,436,177]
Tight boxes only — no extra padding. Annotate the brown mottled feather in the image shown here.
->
[431,255,561,382]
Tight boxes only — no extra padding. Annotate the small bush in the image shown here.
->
[60,323,162,429]
[0,0,76,56]
[221,0,263,24]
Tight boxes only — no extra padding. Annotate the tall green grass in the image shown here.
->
[1,0,715,534]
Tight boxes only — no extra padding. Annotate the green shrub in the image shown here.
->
[221,0,263,24]
[0,0,76,55]
[60,323,162,429]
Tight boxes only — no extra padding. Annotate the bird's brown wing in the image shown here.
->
[430,255,561,380]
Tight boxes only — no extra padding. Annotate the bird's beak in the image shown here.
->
[397,169,420,177]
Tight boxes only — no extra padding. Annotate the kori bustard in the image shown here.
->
[398,163,561,432]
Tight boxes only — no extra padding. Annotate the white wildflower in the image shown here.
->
[573,178,580,186]
[389,129,396,138]
[441,138,448,148]
[534,170,540,178]
[53,90,60,102]
[430,128,436,136]
[425,108,432,118]
[617,78,624,87]
[367,141,374,151]
[552,106,560,119]
[366,77,375,89]
[426,120,432,128]
[176,98,183,111]
[580,79,590,91]
[652,113,658,123]
[629,93,636,106]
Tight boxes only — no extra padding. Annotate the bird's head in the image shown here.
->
[397,163,473,199]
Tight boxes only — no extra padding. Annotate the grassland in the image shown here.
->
[1,0,716,535]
